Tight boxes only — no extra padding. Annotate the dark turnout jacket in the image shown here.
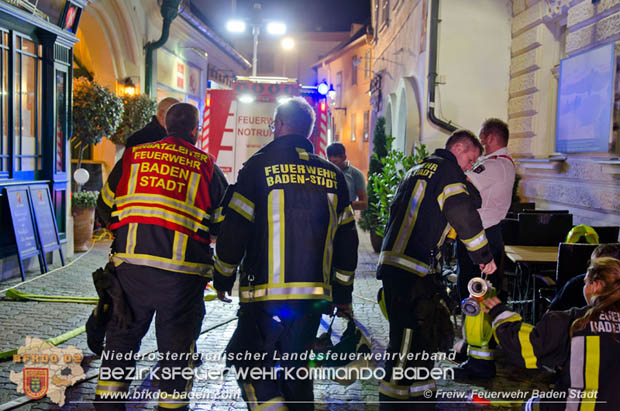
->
[490,304,620,410]
[214,134,359,304]
[125,116,167,148]
[97,134,228,276]
[377,149,492,280]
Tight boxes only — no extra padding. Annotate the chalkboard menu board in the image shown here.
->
[29,184,65,267]
[4,186,45,280]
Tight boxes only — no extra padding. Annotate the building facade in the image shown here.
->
[0,0,84,279]
[0,0,250,280]
[370,0,620,225]
[315,24,373,177]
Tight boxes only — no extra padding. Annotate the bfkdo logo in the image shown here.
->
[23,368,49,399]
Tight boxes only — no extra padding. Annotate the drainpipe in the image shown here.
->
[145,0,182,97]
[427,0,456,132]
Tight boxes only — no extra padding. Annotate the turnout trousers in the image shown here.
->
[379,276,438,411]
[227,301,323,411]
[95,263,208,411]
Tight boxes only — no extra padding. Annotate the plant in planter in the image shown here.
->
[72,77,124,171]
[72,191,99,252]
[109,94,157,146]
[71,77,122,251]
[369,139,429,238]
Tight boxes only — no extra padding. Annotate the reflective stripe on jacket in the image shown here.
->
[490,305,620,410]
[377,149,492,280]
[213,134,358,303]
[97,135,227,276]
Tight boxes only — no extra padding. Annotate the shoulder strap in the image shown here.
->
[488,154,515,168]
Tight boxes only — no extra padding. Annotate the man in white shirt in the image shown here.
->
[454,118,515,379]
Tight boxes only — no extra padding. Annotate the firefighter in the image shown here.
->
[376,130,496,410]
[95,103,227,410]
[483,257,620,410]
[214,97,358,410]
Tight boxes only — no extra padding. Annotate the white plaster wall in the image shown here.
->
[427,0,512,149]
[372,0,512,154]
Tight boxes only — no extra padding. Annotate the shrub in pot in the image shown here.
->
[72,191,99,252]
[109,94,157,146]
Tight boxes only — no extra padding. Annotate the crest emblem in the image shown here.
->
[23,368,48,399]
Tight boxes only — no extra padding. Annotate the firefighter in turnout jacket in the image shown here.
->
[95,103,227,410]
[214,97,359,410]
[483,257,620,411]
[376,130,497,410]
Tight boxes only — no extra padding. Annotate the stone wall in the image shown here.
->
[511,0,620,227]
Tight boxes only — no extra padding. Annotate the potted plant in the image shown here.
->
[72,191,99,252]
[71,77,123,251]
[110,94,157,148]
[369,139,429,238]
[72,77,124,171]
[359,116,429,252]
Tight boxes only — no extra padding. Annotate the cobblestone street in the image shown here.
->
[0,230,554,410]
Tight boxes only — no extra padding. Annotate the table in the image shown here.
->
[504,245,559,322]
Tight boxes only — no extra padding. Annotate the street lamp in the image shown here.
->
[226,4,286,77]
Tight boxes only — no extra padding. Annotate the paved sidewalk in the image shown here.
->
[0,231,553,410]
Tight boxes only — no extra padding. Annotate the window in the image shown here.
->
[363,110,370,141]
[0,30,8,177]
[382,0,390,27]
[364,49,371,79]
[351,55,357,86]
[336,71,343,107]
[55,71,66,174]
[351,113,357,142]
[14,34,42,179]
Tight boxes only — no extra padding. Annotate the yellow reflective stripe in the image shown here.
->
[395,328,413,375]
[126,223,138,254]
[128,164,139,195]
[437,182,467,211]
[185,172,201,204]
[115,193,208,221]
[158,401,189,409]
[254,397,287,411]
[230,192,255,222]
[467,345,495,360]
[378,251,430,277]
[113,253,213,276]
[409,379,436,396]
[491,310,523,344]
[215,256,236,277]
[243,383,259,410]
[334,269,354,285]
[101,183,114,207]
[112,206,208,233]
[339,205,355,225]
[239,283,331,302]
[581,336,600,411]
[518,323,537,369]
[172,232,188,261]
[268,190,285,285]
[95,379,129,396]
[323,193,338,284]
[296,147,309,161]
[211,206,224,223]
[394,180,426,253]
[379,380,410,400]
[461,230,488,252]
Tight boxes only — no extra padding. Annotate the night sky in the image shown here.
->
[192,0,371,38]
